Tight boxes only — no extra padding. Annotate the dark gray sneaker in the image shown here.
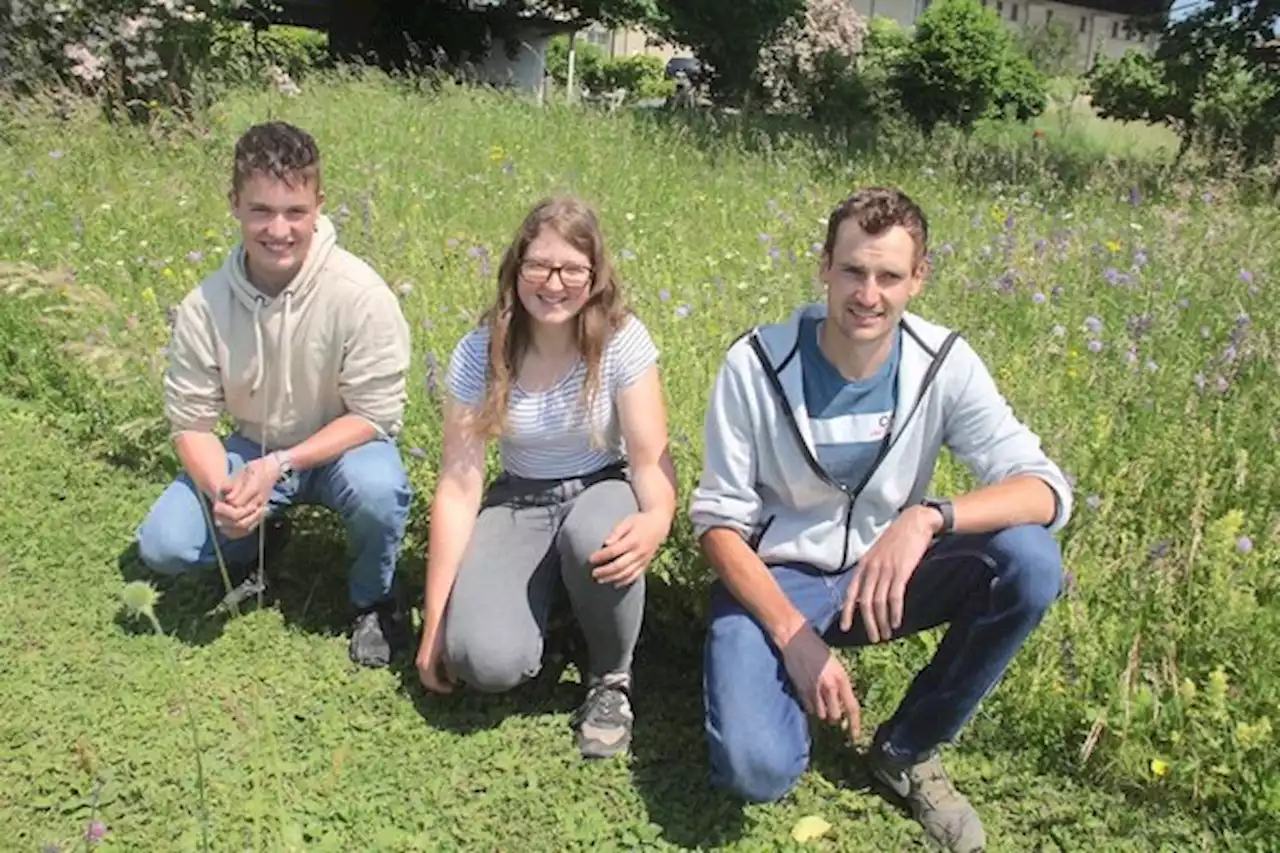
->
[571,676,634,759]
[348,601,406,668]
[867,737,986,852]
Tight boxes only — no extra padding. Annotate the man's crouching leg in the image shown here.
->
[703,580,812,803]
[312,437,413,668]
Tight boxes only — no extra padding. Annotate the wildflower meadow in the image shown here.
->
[1,71,1277,851]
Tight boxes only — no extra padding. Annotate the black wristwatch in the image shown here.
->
[920,498,954,535]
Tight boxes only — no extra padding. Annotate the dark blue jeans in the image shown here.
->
[703,524,1064,803]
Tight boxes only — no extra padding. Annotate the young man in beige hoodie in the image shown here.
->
[135,121,414,668]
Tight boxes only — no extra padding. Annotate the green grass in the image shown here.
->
[2,70,1278,850]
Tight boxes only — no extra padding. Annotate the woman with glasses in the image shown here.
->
[415,196,678,760]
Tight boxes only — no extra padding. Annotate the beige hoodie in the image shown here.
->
[163,214,412,453]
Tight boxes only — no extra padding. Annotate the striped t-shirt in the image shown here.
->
[444,314,660,480]
[799,316,900,490]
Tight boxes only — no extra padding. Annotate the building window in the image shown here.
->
[1011,3,1018,20]
[996,0,1004,15]
[1112,20,1120,38]
[1045,8,1053,20]
[1080,15,1087,32]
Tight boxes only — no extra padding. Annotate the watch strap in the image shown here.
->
[922,498,954,534]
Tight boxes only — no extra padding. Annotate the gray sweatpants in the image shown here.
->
[443,464,645,693]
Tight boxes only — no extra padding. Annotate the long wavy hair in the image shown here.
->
[474,196,630,439]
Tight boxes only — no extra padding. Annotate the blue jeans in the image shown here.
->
[703,524,1064,803]
[135,432,412,610]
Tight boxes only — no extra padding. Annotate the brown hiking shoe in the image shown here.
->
[867,740,986,852]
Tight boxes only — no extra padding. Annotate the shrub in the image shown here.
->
[4,0,243,118]
[755,0,868,117]
[206,22,329,88]
[891,0,1048,134]
[601,53,674,101]
[545,34,607,93]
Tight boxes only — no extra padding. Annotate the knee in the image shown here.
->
[557,481,637,568]
[444,622,541,694]
[342,453,412,531]
[989,524,1063,613]
[136,514,202,576]
[710,727,805,803]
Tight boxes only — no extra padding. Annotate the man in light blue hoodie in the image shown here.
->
[689,187,1073,852]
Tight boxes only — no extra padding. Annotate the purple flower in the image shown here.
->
[409,447,427,459]
[1085,494,1102,510]
[811,242,823,255]
[1128,186,1141,206]
[758,233,772,243]
[50,149,65,159]
[185,250,204,263]
[675,304,691,319]
[658,288,670,302]
[1194,373,1206,390]
[1145,359,1159,372]
[1087,339,1103,353]
[446,237,459,249]
[1133,250,1148,267]
[768,246,780,260]
[1084,316,1103,334]
[1051,324,1066,337]
[621,249,636,261]
[1221,345,1238,363]
[1237,536,1253,554]
[1178,298,1190,309]
[84,821,107,843]
[1032,291,1046,304]
[1214,375,1230,394]
[1149,540,1171,559]
[1125,347,1138,365]
[501,158,514,175]
[1239,269,1253,283]
[467,246,488,259]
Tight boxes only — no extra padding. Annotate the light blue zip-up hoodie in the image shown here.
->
[688,302,1073,573]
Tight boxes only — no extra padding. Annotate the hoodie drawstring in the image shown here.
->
[249,290,295,405]
[250,296,266,395]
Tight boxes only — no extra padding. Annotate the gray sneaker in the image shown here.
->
[571,677,633,759]
[867,739,986,852]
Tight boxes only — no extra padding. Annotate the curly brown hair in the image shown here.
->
[473,196,631,439]
[823,186,929,264]
[230,121,322,194]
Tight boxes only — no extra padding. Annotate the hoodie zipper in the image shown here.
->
[748,328,959,570]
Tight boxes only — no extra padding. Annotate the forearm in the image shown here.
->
[631,450,679,527]
[281,414,378,472]
[173,431,228,498]
[701,527,809,649]
[421,485,482,635]
[948,474,1058,534]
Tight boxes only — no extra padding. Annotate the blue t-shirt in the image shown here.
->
[799,317,900,490]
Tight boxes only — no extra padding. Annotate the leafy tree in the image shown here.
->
[1016,18,1083,77]
[1088,0,1280,175]
[891,0,1048,134]
[654,0,805,104]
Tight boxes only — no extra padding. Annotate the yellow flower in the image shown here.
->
[488,145,506,163]
[1104,239,1121,252]
[140,287,156,305]
[162,268,174,279]
[1150,758,1170,777]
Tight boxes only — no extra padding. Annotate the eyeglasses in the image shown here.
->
[519,260,593,289]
